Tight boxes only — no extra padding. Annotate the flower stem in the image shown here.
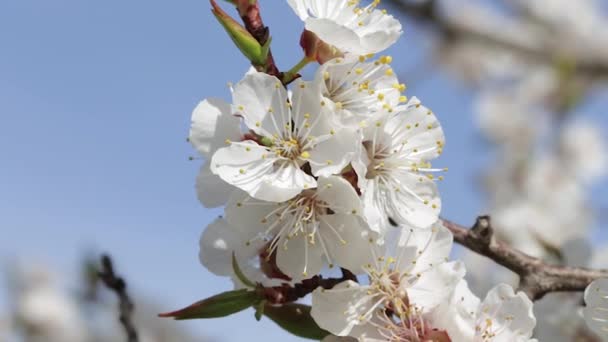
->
[282,56,313,85]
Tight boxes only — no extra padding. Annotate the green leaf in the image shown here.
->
[232,253,256,288]
[263,303,329,340]
[159,289,261,320]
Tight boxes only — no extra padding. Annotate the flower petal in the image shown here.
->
[319,213,375,274]
[276,234,324,282]
[232,71,288,136]
[189,98,242,158]
[316,176,362,215]
[429,279,480,342]
[195,161,233,208]
[405,261,465,313]
[198,217,259,276]
[311,280,372,336]
[583,278,608,339]
[477,284,537,341]
[309,128,358,177]
[211,141,314,202]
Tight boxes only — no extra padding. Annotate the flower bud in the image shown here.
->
[211,0,269,66]
[299,30,342,64]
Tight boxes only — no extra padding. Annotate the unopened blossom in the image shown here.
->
[314,55,405,128]
[352,97,444,232]
[189,98,243,207]
[224,175,375,282]
[430,280,537,342]
[287,0,402,56]
[583,278,608,339]
[311,224,464,339]
[211,71,356,202]
[199,217,288,287]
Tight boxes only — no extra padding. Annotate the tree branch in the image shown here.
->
[441,216,608,301]
[391,0,608,79]
[98,254,138,342]
[260,268,357,304]
[237,0,281,78]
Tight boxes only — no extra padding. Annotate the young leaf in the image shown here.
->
[263,303,329,340]
[159,289,260,320]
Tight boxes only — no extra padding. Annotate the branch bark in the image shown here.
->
[442,216,608,301]
[98,254,138,342]
[237,0,281,78]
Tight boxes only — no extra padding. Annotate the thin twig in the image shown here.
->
[98,254,138,342]
[237,0,281,78]
[442,216,608,300]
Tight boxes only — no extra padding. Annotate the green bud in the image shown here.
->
[210,0,268,66]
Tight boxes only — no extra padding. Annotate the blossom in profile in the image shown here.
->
[287,0,402,55]
[352,97,445,232]
[313,55,404,127]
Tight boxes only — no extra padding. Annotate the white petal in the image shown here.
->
[232,71,288,136]
[189,98,242,158]
[314,56,400,127]
[306,19,364,54]
[396,223,454,275]
[316,176,362,215]
[429,279,480,342]
[309,128,358,177]
[477,284,537,341]
[320,213,375,274]
[386,171,442,229]
[405,261,465,313]
[224,189,273,239]
[350,10,402,55]
[211,141,314,202]
[311,281,372,336]
[583,278,608,338]
[195,161,232,208]
[276,234,324,282]
[199,217,259,276]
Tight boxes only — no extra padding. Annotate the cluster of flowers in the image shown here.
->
[190,0,538,340]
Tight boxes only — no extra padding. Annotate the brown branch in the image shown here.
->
[98,254,138,342]
[391,0,608,79]
[237,0,281,78]
[260,268,357,304]
[442,216,608,301]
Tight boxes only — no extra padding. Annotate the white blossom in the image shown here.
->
[311,223,464,339]
[583,278,608,338]
[313,55,404,128]
[211,71,357,202]
[224,175,375,282]
[352,97,444,232]
[287,0,402,55]
[431,280,537,342]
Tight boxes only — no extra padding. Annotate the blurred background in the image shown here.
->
[0,0,606,341]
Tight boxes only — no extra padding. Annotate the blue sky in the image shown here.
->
[0,1,606,341]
